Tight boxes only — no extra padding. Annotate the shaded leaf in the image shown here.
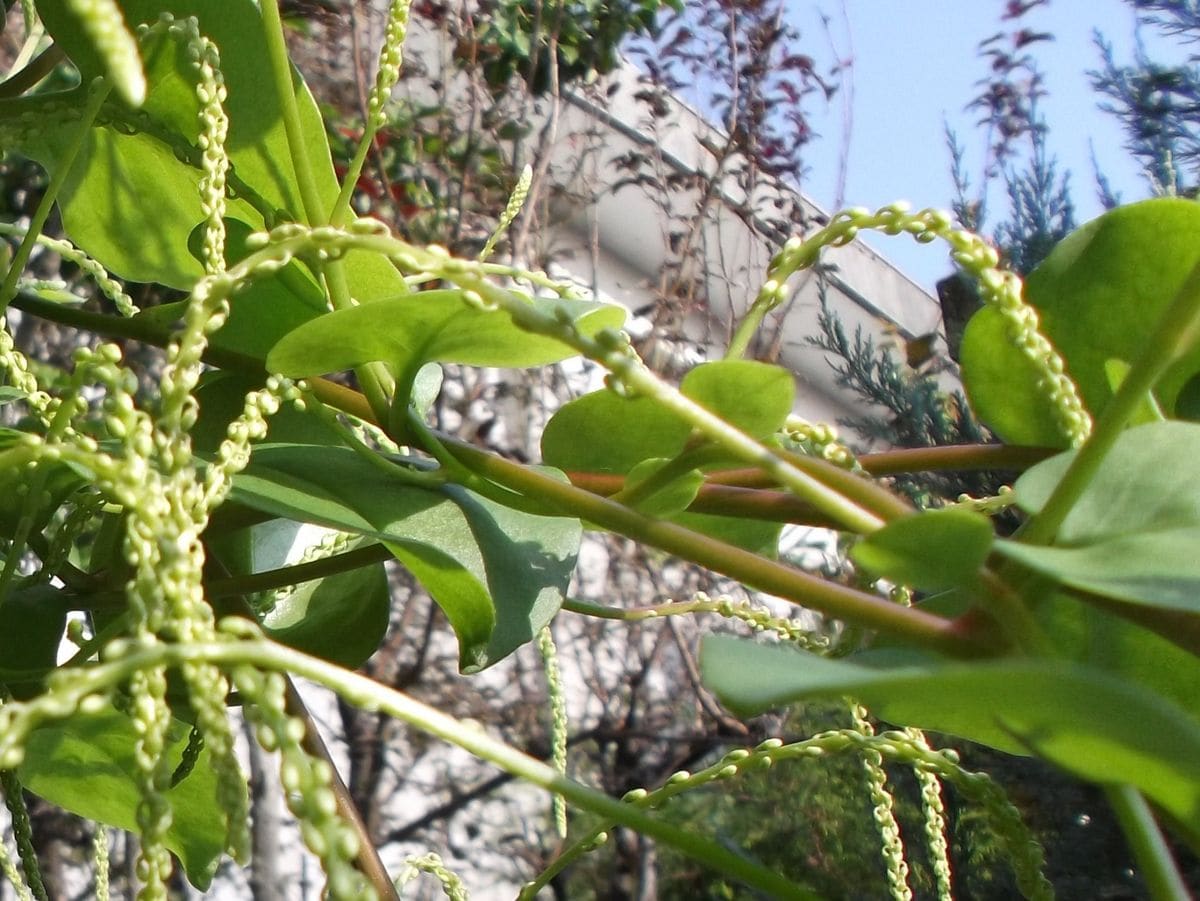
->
[230,445,579,670]
[20,705,234,889]
[998,528,1200,612]
[700,635,1200,836]
[851,508,993,591]
[0,585,66,699]
[24,0,407,305]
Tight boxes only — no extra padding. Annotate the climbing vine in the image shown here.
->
[0,2,1196,899]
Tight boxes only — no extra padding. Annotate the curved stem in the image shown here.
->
[446,438,998,658]
[11,289,990,654]
[0,45,65,99]
[24,636,819,901]
[1105,784,1190,901]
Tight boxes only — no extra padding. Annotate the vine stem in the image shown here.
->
[9,290,993,656]
[1105,785,1191,901]
[257,0,394,424]
[206,550,403,901]
[12,635,819,901]
[444,438,996,657]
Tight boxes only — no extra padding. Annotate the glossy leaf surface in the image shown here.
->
[20,705,234,889]
[230,445,579,670]
[961,198,1200,444]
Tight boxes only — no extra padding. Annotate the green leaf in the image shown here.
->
[230,445,580,671]
[850,508,994,591]
[1104,357,1165,425]
[998,528,1200,612]
[680,360,795,438]
[541,361,793,476]
[541,390,692,474]
[959,305,1066,446]
[540,382,785,551]
[672,511,782,556]
[1012,421,1200,545]
[209,518,390,667]
[999,421,1200,617]
[961,198,1200,444]
[620,458,704,517]
[700,635,1200,836]
[24,0,407,302]
[19,705,234,889]
[263,545,389,668]
[266,289,626,382]
[0,585,66,699]
[1031,589,1200,720]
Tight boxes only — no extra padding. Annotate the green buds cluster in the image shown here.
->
[135,15,231,275]
[851,703,913,901]
[396,853,467,900]
[480,164,534,262]
[233,665,374,901]
[368,0,412,133]
[66,0,146,107]
[755,203,1091,447]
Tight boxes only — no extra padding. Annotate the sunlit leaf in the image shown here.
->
[961,198,1200,443]
[23,0,406,305]
[680,359,795,438]
[266,289,626,380]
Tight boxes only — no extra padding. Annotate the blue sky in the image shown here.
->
[786,1,1158,291]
